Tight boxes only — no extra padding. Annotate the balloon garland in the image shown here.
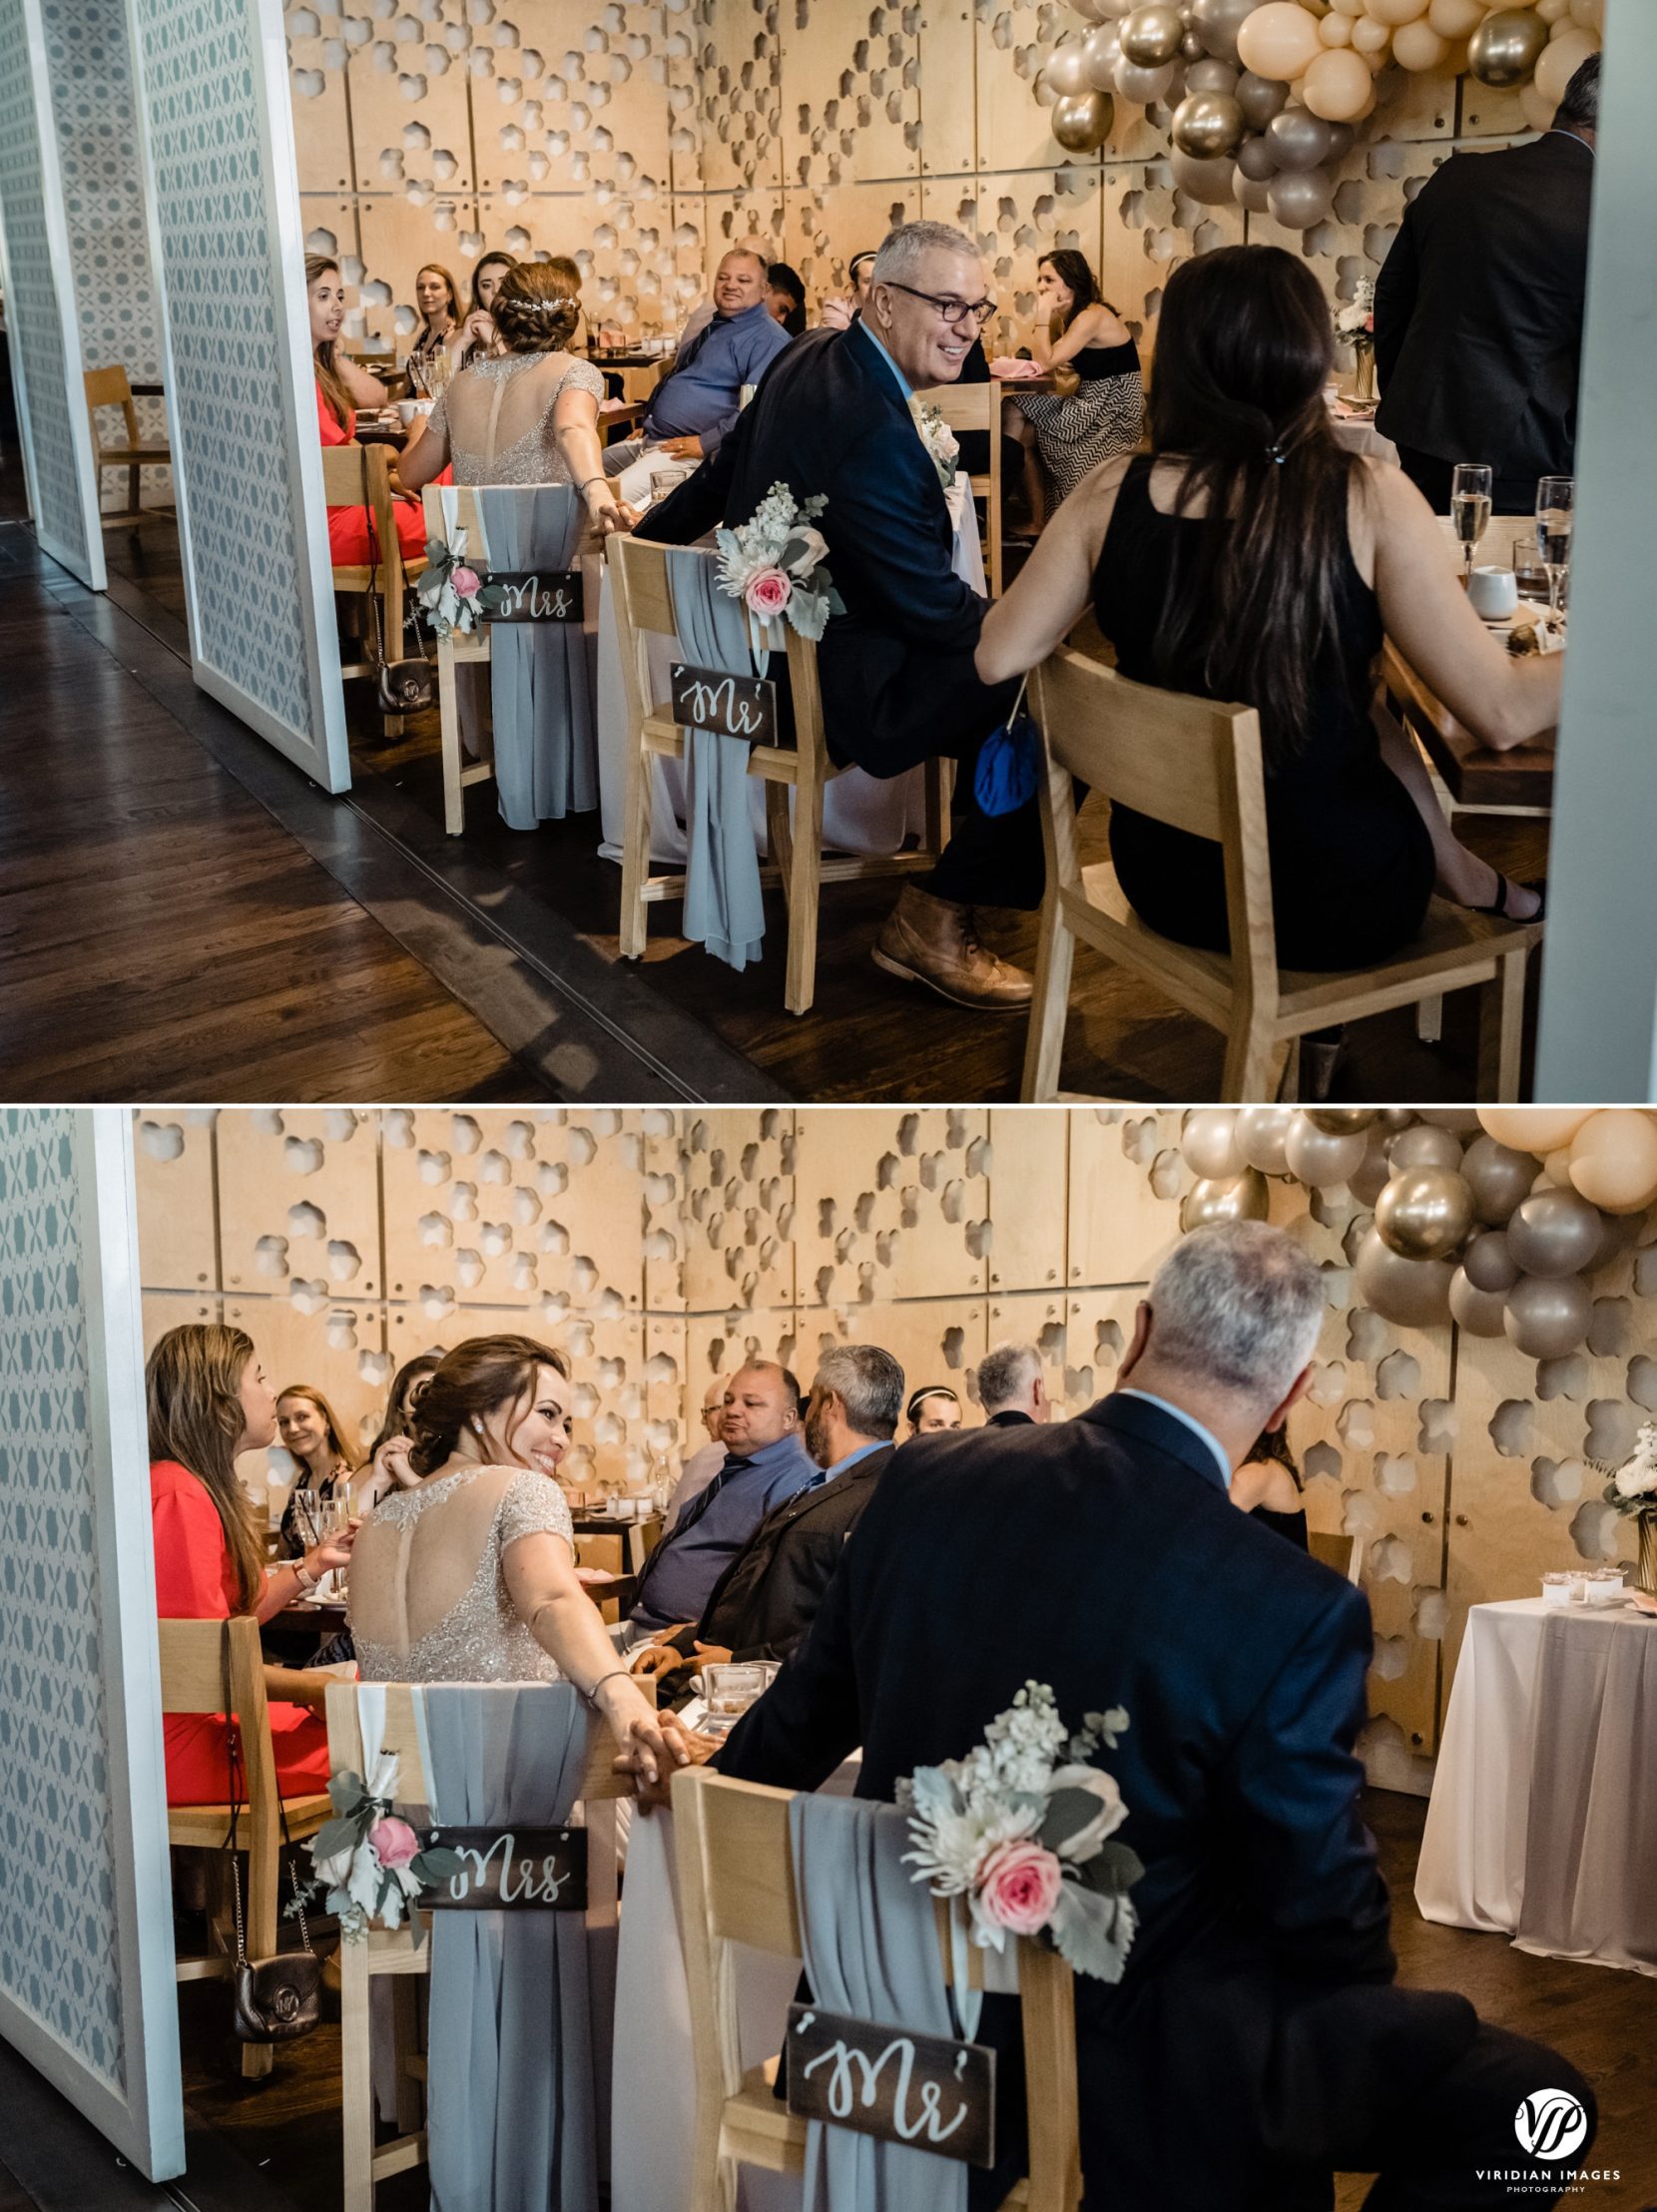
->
[1175,1105,1653,1361]
[1035,0,1604,233]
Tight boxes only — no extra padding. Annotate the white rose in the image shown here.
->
[313,1845,356,1889]
[1614,1460,1657,1499]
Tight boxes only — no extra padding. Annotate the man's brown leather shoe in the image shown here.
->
[871,884,1033,1012]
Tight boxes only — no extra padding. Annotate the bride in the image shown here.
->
[347,1334,684,1789]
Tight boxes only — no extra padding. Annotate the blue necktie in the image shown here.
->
[634,1454,748,1607]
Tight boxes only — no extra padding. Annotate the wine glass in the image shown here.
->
[289,1486,321,1548]
[1535,474,1574,619]
[1450,463,1492,585]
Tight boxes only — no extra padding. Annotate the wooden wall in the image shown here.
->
[136,1107,1644,1782]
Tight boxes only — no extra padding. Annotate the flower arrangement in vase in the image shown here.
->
[1605,1422,1657,1593]
[1336,277,1377,406]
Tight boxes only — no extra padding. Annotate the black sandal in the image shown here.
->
[1472,872,1546,923]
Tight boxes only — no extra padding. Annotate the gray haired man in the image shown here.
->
[975,1341,1048,1425]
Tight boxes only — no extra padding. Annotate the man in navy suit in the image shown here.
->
[636,221,1038,1014]
[711,1224,1597,2208]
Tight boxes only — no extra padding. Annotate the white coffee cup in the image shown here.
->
[1467,565,1518,622]
[396,399,420,426]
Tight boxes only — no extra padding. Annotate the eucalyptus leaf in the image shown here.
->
[327,1770,365,1813]
[414,1847,465,1883]
[1039,1786,1109,1855]
[1047,1881,1130,1984]
[312,1816,360,1861]
[1078,1840,1145,1896]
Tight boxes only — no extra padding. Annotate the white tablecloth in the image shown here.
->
[1415,1597,1657,1974]
[1330,410,1398,465]
[595,486,986,866]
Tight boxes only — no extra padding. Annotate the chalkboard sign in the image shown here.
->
[482,570,584,623]
[417,1826,588,1911]
[670,663,778,747]
[785,2001,996,2169]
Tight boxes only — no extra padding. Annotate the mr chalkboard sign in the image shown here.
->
[785,2001,996,2168]
[416,1826,588,1911]
[670,663,778,747]
[478,569,584,623]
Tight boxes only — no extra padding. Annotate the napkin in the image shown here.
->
[988,355,1042,380]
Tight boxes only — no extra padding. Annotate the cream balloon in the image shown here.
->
[1181,1107,1246,1180]
[1462,1228,1519,1294]
[1171,146,1240,199]
[1466,6,1548,85]
[1284,1114,1368,1188]
[1354,1228,1454,1327]
[1083,21,1125,85]
[1319,11,1353,41]
[1179,1167,1272,1231]
[1302,44,1372,117]
[1536,0,1572,19]
[1377,1166,1475,1262]
[1236,1,1325,80]
[1235,1105,1295,1175]
[1505,1186,1604,1278]
[1052,88,1117,147]
[1046,42,1092,93]
[1191,0,1260,61]
[1449,1267,1509,1337]
[1387,1124,1463,1174]
[1518,79,1556,133]
[1235,66,1289,124]
[1534,23,1598,105]
[1120,1,1186,62]
[1392,18,1449,65]
[1173,89,1247,155]
[1267,165,1336,227]
[1350,13,1391,53]
[1504,1272,1592,1361]
[1426,0,1484,33]
[1364,0,1427,20]
[1477,1107,1589,1154]
[1566,1110,1657,1214]
[1460,1135,1537,1226]
[1569,0,1602,25]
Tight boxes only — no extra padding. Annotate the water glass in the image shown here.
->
[1535,474,1573,617]
[1509,534,1550,604]
[1450,463,1492,583]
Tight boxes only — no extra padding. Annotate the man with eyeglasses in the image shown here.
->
[637,221,1040,1013]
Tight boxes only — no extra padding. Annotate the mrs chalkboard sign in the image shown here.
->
[670,663,779,747]
[479,569,584,624]
[417,1826,588,1912]
[785,2000,996,2168]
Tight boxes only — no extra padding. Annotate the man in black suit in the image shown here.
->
[636,221,1037,1014]
[708,1224,1597,2209]
[1375,57,1597,514]
[974,1339,1047,1425]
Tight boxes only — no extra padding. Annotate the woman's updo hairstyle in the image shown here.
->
[491,263,582,354]
[407,1334,570,1475]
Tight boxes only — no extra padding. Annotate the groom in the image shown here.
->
[635,221,1037,1014]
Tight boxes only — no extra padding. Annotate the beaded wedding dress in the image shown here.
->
[425,352,606,485]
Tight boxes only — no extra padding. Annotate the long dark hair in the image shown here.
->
[305,253,353,432]
[366,1351,442,1460]
[470,251,517,316]
[407,1335,570,1477]
[147,1324,267,1612]
[1147,245,1364,767]
[1247,1424,1304,1490]
[1040,249,1101,337]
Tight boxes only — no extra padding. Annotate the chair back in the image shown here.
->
[323,1678,646,1808]
[157,1615,276,1810]
[321,442,405,580]
[84,363,139,457]
[1309,1528,1361,1584]
[913,381,993,437]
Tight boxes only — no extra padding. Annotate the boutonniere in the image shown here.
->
[909,396,959,490]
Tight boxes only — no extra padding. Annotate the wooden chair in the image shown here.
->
[915,379,1005,596]
[159,1616,333,2081]
[1019,647,1541,1104]
[325,443,428,738]
[1309,1528,1363,1585]
[83,365,172,529]
[326,1679,640,2212]
[608,534,953,1016]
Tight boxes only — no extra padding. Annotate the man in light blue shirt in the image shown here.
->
[606,250,791,479]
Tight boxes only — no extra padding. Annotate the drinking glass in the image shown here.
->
[1508,533,1550,604]
[1535,474,1574,618]
[1450,463,1492,585]
[289,1487,321,1547]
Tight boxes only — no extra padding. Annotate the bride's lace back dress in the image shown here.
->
[425,351,606,486]
[348,1463,576,1683]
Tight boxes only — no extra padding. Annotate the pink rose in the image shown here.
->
[451,565,481,598]
[744,567,793,619]
[368,1816,421,1870]
[976,1840,1064,1936]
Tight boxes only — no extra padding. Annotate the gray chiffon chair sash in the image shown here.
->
[788,1793,969,2212]
[1517,1614,1657,1971]
[415,1683,598,2212]
[474,485,597,830]
[665,546,767,971]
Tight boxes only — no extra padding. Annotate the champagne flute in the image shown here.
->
[1536,474,1574,619]
[290,1486,320,1549]
[1450,463,1492,585]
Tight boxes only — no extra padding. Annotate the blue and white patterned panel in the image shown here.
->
[0,1111,127,2093]
[0,0,94,577]
[130,0,321,747]
[40,0,171,508]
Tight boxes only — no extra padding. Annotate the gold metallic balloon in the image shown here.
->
[1179,1167,1271,1232]
[1376,1167,1475,1263]
[1120,2,1184,66]
[1051,88,1116,150]
[1306,1109,1377,1136]
[1467,5,1548,87]
[1172,89,1246,158]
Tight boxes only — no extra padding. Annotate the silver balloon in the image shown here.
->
[1461,1135,1539,1227]
[1117,55,1177,102]
[1377,1167,1475,1263]
[1120,2,1183,65]
[1236,1105,1294,1177]
[1266,166,1335,230]
[1306,1109,1377,1136]
[1236,132,1278,182]
[1284,1115,1368,1190]
[1418,1110,1482,1134]
[1349,1131,1393,1210]
[1449,1267,1509,1338]
[1378,1109,1418,1133]
[1387,1125,1463,1174]
[1504,1272,1592,1361]
[1190,0,1258,66]
[1181,1107,1245,1180]
[1265,105,1333,174]
[1233,168,1274,213]
[1468,6,1548,89]
[1045,41,1091,95]
[1052,89,1115,150]
[1082,22,1124,88]
[1184,56,1239,93]
[1325,121,1356,161]
[1463,1229,1519,1295]
[1170,146,1238,204]
[1172,90,1245,159]
[1354,1228,1454,1329]
[1181,29,1204,60]
[1505,1187,1604,1280]
[1033,67,1060,107]
[1235,68,1288,129]
[1179,1167,1271,1232]
[1590,1207,1646,1272]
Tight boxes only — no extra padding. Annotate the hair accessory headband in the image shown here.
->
[1265,440,1287,465]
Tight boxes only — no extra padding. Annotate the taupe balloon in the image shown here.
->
[1052,89,1116,149]
[1233,168,1274,213]
[1463,1229,1518,1295]
[1172,90,1246,158]
[1461,1135,1538,1227]
[1170,146,1238,203]
[1387,1125,1464,1174]
[1265,104,1333,173]
[1181,29,1205,60]
[1449,1267,1509,1337]
[1191,0,1258,66]
[1354,1228,1454,1328]
[1236,132,1279,181]
[1325,121,1356,161]
[1590,1206,1646,1272]
[1306,1109,1377,1136]
[1120,2,1184,65]
[1284,1115,1368,1189]
[1505,1187,1604,1280]
[1185,56,1239,93]
[1504,1272,1592,1360]
[1236,1105,1294,1176]
[1378,1109,1419,1133]
[1467,5,1548,88]
[1265,165,1335,229]
[1377,1167,1475,1263]
[1235,67,1289,128]
[1045,41,1092,94]
[1349,1132,1394,1210]
[1117,55,1178,102]
[1082,22,1125,88]
[1181,1107,1245,1180]
[1179,1167,1271,1232]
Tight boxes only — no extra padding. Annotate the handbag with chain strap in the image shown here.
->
[222,1653,322,2043]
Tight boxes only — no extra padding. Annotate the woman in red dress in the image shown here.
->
[307,254,427,565]
[149,1323,356,1807]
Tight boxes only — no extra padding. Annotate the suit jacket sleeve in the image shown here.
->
[731,1527,839,1664]
[633,401,751,545]
[1373,201,1419,394]
[713,1515,862,1790]
[1217,1580,1395,1985]
[835,417,989,655]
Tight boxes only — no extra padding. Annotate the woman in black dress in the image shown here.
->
[976,246,1561,968]
[1233,1425,1309,1551]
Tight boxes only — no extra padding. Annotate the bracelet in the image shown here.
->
[293,1557,320,1595]
[584,1668,635,1704]
[579,476,609,496]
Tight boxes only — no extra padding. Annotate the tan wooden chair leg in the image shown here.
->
[240,1805,278,2080]
[438,643,464,837]
[1276,1036,1301,1103]
[1479,949,1528,1101]
[619,737,655,959]
[923,755,954,862]
[1222,1014,1281,1101]
[391,1974,423,2133]
[784,756,826,1017]
[765,779,794,914]
[1020,898,1074,1102]
[1018,1941,1082,2212]
[340,1938,375,2212]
